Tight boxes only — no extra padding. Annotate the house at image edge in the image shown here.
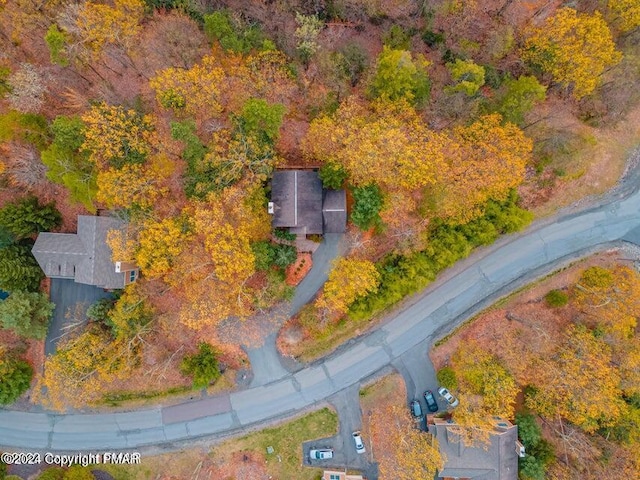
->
[31,215,138,289]
[269,170,347,235]
[429,417,524,480]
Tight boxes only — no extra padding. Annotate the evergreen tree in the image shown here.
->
[0,196,61,239]
[180,342,221,389]
[0,245,44,292]
[0,291,54,339]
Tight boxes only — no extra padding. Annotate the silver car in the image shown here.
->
[309,448,334,460]
[352,431,366,454]
[438,386,459,408]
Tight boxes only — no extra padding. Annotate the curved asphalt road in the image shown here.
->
[3,159,640,452]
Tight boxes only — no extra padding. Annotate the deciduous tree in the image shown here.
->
[135,216,191,279]
[609,0,640,33]
[76,0,146,55]
[439,114,532,223]
[81,103,155,169]
[317,258,380,315]
[445,59,485,96]
[370,404,444,480]
[526,324,628,433]
[368,46,430,105]
[523,8,622,99]
[487,75,546,125]
[0,350,33,405]
[303,98,446,191]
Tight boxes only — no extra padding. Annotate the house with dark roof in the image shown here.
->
[32,215,138,290]
[269,170,346,235]
[429,417,523,480]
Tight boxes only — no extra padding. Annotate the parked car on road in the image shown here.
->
[309,448,334,460]
[410,400,424,421]
[438,386,459,407]
[423,390,439,412]
[352,431,366,454]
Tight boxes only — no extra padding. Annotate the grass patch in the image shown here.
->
[100,386,192,406]
[545,289,568,307]
[212,407,338,480]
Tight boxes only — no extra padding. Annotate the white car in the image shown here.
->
[352,431,366,454]
[309,448,333,460]
[438,386,459,408]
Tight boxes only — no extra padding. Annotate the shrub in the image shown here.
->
[422,30,444,47]
[437,367,458,391]
[180,343,221,389]
[62,465,94,480]
[273,229,296,242]
[319,162,348,189]
[252,241,276,271]
[0,355,33,405]
[515,413,542,448]
[579,266,614,288]
[86,297,117,323]
[37,467,65,480]
[273,244,297,268]
[545,289,568,307]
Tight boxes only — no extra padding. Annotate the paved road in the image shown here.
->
[2,155,640,452]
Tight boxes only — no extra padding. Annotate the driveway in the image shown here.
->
[46,279,114,355]
[303,385,379,480]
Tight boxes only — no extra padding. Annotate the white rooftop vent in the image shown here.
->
[268,202,275,214]
[115,261,122,273]
[516,440,526,458]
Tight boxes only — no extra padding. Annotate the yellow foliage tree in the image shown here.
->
[317,258,380,315]
[96,163,166,209]
[303,98,447,191]
[135,217,191,279]
[174,183,270,329]
[573,265,640,338]
[76,0,145,55]
[81,102,155,169]
[449,341,519,445]
[523,8,622,98]
[609,0,640,33]
[526,324,628,433]
[370,404,444,480]
[439,114,531,223]
[149,56,225,117]
[35,286,153,410]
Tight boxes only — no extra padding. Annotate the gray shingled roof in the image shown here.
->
[322,189,347,234]
[430,422,519,480]
[271,171,324,235]
[32,215,127,290]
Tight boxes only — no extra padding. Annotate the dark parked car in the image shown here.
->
[410,400,424,420]
[423,390,439,412]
